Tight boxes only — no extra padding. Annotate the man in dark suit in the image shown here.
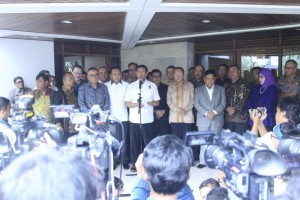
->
[151,69,170,136]
[194,69,226,168]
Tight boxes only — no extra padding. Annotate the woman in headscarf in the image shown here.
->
[248,68,278,132]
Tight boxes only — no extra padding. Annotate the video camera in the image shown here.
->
[185,130,288,200]
[53,104,122,200]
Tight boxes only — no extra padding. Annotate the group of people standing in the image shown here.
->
[5,59,300,172]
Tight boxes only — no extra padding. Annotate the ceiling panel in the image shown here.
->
[163,0,300,6]
[142,13,300,40]
[0,0,128,3]
[0,13,125,40]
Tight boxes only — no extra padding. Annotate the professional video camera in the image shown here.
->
[0,95,63,169]
[185,130,288,200]
[52,105,122,200]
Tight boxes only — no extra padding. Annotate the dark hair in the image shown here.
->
[72,65,83,72]
[218,64,228,70]
[87,67,98,73]
[39,70,50,75]
[0,149,102,200]
[151,69,162,76]
[166,66,175,71]
[228,64,240,71]
[36,73,49,82]
[0,97,10,112]
[188,67,195,71]
[250,67,262,73]
[82,71,87,76]
[285,59,298,68]
[206,187,228,200]
[175,67,185,74]
[204,69,216,77]
[278,97,300,125]
[13,76,23,84]
[128,62,138,68]
[122,69,129,75]
[143,135,193,195]
[110,67,121,74]
[199,178,220,190]
[63,72,73,80]
[98,66,108,72]
[195,64,205,71]
[137,65,148,73]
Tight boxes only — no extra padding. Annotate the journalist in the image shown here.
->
[251,96,300,151]
[131,135,194,200]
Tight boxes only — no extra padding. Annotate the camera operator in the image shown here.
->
[0,148,106,200]
[251,96,300,151]
[131,135,194,200]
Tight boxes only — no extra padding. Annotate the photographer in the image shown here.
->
[251,96,300,151]
[131,135,194,200]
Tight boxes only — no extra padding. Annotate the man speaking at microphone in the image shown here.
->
[124,65,160,172]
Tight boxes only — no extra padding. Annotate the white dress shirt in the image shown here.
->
[124,80,160,124]
[105,81,129,122]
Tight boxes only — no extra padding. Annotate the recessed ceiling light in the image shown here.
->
[61,20,73,24]
[202,19,211,24]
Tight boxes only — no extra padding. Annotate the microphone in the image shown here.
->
[139,80,142,89]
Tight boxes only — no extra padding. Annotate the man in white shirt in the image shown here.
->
[194,69,226,168]
[105,67,130,170]
[124,65,160,172]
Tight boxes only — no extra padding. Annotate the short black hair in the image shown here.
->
[137,65,148,73]
[204,69,216,77]
[217,64,228,70]
[13,76,23,84]
[110,67,121,74]
[228,64,240,71]
[36,73,49,82]
[72,65,83,72]
[63,72,73,80]
[122,69,129,75]
[128,62,138,68]
[250,67,262,73]
[98,66,108,72]
[0,97,10,112]
[39,70,50,75]
[206,187,228,200]
[285,59,298,68]
[82,71,87,76]
[199,178,220,189]
[151,69,162,76]
[188,67,195,71]
[87,67,98,73]
[195,64,205,71]
[166,66,175,71]
[278,97,300,125]
[143,135,193,195]
[175,67,185,74]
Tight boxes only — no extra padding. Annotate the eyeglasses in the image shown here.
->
[16,80,24,84]
[89,74,99,78]
[285,66,296,70]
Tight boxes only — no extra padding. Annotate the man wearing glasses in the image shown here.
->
[8,76,32,107]
[72,65,87,94]
[78,67,110,112]
[278,59,300,99]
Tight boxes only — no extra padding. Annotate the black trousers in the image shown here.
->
[170,123,193,140]
[129,122,154,164]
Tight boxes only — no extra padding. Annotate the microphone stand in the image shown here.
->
[138,80,143,153]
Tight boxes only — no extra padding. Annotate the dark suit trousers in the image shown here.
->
[129,122,154,164]
[171,123,193,140]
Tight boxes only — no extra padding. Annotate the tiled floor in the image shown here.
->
[113,164,219,200]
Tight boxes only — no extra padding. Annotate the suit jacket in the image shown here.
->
[194,84,226,130]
